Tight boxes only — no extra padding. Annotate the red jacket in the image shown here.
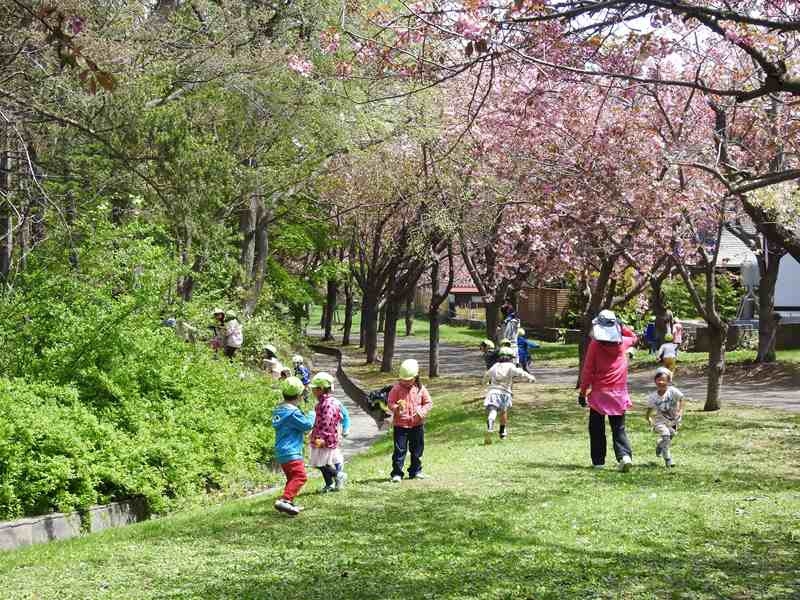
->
[579,326,637,394]
[388,381,432,428]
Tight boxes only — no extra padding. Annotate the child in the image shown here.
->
[292,354,311,403]
[388,359,432,482]
[480,339,499,369]
[516,328,540,373]
[223,313,243,359]
[657,333,679,373]
[309,372,347,492]
[483,346,536,444]
[645,367,687,467]
[644,318,657,354]
[262,344,284,380]
[209,308,226,353]
[500,303,521,363]
[292,355,311,385]
[272,376,316,516]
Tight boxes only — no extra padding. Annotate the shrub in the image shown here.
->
[0,223,283,520]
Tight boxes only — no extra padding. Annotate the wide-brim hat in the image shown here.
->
[591,310,622,343]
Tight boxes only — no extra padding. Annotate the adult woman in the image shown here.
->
[578,310,638,471]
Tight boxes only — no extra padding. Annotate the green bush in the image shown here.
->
[662,272,742,321]
[0,223,283,520]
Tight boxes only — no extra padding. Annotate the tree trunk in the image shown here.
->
[342,282,354,346]
[359,296,367,348]
[111,196,128,226]
[0,132,12,281]
[704,322,727,411]
[28,147,45,247]
[244,200,268,316]
[650,275,668,344]
[363,293,380,363]
[756,245,783,363]
[404,287,414,336]
[239,195,255,269]
[485,299,501,342]
[322,278,338,341]
[380,298,401,373]
[429,307,440,377]
[66,191,79,269]
[378,301,387,333]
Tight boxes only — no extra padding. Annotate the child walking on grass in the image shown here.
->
[388,359,432,482]
[645,367,687,468]
[657,333,679,373]
[309,372,348,492]
[482,346,536,444]
[272,376,315,516]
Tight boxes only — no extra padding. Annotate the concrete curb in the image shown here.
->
[309,344,389,429]
[0,498,149,552]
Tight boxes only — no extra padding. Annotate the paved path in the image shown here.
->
[310,351,385,461]
[312,330,800,412]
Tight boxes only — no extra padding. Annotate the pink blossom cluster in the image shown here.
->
[319,28,341,55]
[287,54,313,77]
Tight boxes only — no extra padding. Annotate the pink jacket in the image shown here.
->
[388,381,432,428]
[310,393,341,449]
[579,326,637,395]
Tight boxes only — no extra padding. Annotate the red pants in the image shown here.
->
[280,460,308,501]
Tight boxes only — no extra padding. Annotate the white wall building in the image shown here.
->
[774,254,800,317]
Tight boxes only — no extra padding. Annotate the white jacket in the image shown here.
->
[483,361,536,394]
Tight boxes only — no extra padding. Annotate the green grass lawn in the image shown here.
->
[3,371,799,599]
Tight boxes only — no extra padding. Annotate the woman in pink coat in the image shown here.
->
[578,310,638,471]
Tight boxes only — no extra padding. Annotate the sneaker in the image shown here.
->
[665,457,674,468]
[391,475,402,483]
[274,498,300,516]
[499,425,507,439]
[409,472,427,480]
[334,471,348,491]
[618,455,632,472]
[592,464,605,470]
[484,431,493,445]
[320,484,335,493]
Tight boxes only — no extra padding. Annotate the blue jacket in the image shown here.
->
[334,398,351,434]
[272,402,315,464]
[294,364,311,385]
[517,336,540,362]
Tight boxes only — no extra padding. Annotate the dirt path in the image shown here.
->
[317,331,800,412]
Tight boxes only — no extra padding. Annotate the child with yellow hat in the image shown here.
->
[387,359,432,482]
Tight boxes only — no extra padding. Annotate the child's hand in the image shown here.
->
[396,399,406,411]
[313,438,325,448]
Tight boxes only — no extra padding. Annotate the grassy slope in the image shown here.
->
[2,366,799,599]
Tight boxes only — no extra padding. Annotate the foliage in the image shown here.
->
[0,224,281,519]
[662,273,743,323]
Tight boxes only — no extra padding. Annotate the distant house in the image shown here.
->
[716,227,800,319]
[775,254,800,317]
[414,258,484,320]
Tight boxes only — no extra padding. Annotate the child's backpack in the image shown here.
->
[367,385,394,413]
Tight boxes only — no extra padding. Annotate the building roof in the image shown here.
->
[716,228,754,268]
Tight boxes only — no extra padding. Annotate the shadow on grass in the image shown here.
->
[132,484,800,600]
